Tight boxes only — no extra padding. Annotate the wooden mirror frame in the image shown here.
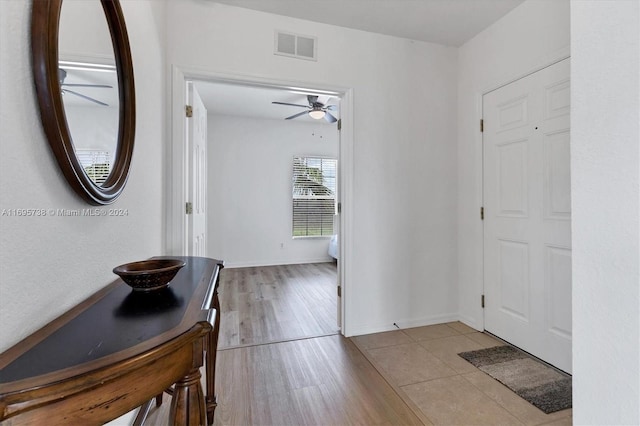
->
[32,0,135,205]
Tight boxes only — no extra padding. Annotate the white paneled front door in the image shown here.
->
[187,82,207,257]
[483,58,572,373]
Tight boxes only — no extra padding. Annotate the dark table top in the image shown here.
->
[0,256,222,384]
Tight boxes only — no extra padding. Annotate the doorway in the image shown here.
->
[166,67,353,337]
[482,58,572,373]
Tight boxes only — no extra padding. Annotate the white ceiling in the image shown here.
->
[60,66,118,109]
[193,81,341,124]
[195,0,525,122]
[211,0,525,47]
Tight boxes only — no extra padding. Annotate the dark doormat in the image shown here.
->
[458,345,571,414]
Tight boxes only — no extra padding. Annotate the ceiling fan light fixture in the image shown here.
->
[308,109,325,120]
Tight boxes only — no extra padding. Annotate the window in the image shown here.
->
[76,150,111,185]
[292,157,337,237]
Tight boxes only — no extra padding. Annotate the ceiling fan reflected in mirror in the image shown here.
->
[58,67,113,107]
[272,94,338,123]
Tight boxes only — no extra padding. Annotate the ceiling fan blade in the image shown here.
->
[307,95,318,105]
[285,110,310,120]
[272,101,309,108]
[317,95,331,105]
[326,105,338,111]
[62,83,113,88]
[63,89,109,106]
[324,111,338,123]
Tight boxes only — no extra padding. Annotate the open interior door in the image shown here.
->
[333,213,341,329]
[186,81,207,257]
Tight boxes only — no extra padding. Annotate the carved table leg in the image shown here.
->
[205,288,221,425]
[169,368,206,426]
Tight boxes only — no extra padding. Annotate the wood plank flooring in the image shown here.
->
[142,335,423,426]
[133,264,573,425]
[139,262,423,425]
[218,263,339,349]
[212,335,423,425]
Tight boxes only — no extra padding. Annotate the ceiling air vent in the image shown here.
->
[274,31,317,61]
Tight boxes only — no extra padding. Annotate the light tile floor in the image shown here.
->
[351,322,572,426]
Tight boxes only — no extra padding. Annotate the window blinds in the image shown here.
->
[292,157,337,237]
[76,150,111,185]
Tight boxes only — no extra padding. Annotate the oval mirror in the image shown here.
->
[32,0,135,205]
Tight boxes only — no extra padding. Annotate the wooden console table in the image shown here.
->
[0,256,223,425]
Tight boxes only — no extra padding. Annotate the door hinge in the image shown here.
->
[337,202,342,214]
[337,119,342,130]
[337,285,342,298]
[186,105,193,118]
[480,206,484,220]
[185,202,193,215]
[481,294,485,308]
[480,119,484,132]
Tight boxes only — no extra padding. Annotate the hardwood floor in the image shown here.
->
[142,335,423,426]
[212,335,422,425]
[218,263,339,348]
[136,265,573,425]
[140,262,422,425]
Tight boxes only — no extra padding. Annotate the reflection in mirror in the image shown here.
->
[32,0,135,205]
[59,0,119,187]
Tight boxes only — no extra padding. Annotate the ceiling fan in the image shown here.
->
[272,95,338,123]
[58,68,113,106]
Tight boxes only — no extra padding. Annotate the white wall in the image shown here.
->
[571,1,640,423]
[166,2,459,335]
[0,1,166,352]
[207,114,338,267]
[456,0,570,329]
[65,106,119,167]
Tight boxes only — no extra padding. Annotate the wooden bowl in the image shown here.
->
[113,259,186,292]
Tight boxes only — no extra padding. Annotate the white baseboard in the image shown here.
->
[223,257,334,269]
[346,312,460,337]
[395,313,461,330]
[457,313,483,332]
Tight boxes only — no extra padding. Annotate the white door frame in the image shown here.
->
[164,65,355,336]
